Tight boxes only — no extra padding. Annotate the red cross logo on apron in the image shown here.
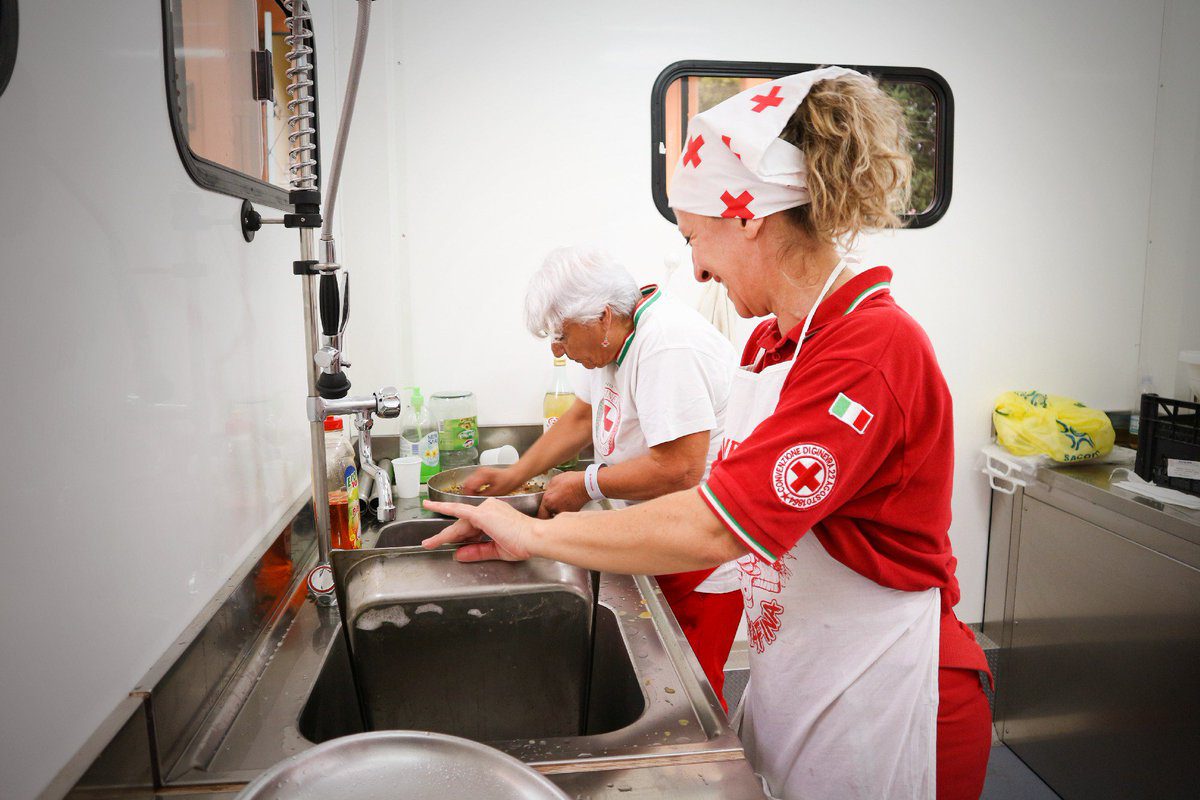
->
[720,190,754,219]
[683,134,704,168]
[750,85,784,112]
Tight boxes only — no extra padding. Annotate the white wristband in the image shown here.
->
[584,463,607,502]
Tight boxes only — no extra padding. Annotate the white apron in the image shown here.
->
[727,262,940,800]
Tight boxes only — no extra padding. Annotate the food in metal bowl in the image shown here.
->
[446,481,544,496]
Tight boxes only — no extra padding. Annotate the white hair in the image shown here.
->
[524,246,642,338]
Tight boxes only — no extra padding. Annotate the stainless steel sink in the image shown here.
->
[172,512,751,796]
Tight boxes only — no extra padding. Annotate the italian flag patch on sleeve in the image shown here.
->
[829,393,873,434]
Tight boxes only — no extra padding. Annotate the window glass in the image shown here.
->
[164,0,309,205]
[653,63,953,227]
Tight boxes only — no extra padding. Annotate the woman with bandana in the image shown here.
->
[425,67,992,800]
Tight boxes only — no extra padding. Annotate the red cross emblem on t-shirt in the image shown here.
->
[750,85,784,113]
[788,459,824,494]
[597,386,622,457]
[772,443,838,510]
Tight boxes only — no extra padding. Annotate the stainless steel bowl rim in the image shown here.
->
[236,730,571,800]
[426,466,562,516]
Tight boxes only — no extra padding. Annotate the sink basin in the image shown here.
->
[299,602,645,744]
[331,540,600,741]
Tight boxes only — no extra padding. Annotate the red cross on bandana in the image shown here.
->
[682,134,704,168]
[720,190,754,219]
[750,85,784,113]
[721,135,742,160]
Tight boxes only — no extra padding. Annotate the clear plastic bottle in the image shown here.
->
[400,387,440,483]
[1129,375,1156,449]
[431,390,479,469]
[544,357,578,469]
[324,416,360,549]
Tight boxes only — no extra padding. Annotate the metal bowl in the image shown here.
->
[236,730,570,800]
[427,466,561,516]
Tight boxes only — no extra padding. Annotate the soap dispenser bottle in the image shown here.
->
[400,387,440,483]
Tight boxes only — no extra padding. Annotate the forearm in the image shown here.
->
[596,451,704,502]
[511,404,592,480]
[527,488,746,574]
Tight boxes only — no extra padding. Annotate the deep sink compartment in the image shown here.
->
[299,604,644,744]
[308,518,646,747]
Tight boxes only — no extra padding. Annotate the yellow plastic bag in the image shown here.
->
[993,391,1115,463]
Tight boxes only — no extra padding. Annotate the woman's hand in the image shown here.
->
[538,472,590,518]
[461,466,521,496]
[421,499,535,561]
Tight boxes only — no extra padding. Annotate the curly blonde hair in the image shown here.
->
[780,73,913,245]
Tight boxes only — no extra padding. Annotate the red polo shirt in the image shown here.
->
[698,267,987,672]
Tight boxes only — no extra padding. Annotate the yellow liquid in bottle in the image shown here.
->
[544,392,579,469]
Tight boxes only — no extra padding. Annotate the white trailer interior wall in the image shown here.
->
[1140,0,1200,402]
[1,1,1196,798]
[0,3,345,798]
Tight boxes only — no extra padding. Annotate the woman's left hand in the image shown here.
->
[421,498,535,562]
[538,472,590,518]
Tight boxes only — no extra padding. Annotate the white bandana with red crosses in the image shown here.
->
[668,66,858,220]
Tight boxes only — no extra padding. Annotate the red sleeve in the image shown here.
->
[698,357,902,563]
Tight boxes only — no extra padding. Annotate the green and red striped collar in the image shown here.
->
[615,285,663,366]
[759,267,893,356]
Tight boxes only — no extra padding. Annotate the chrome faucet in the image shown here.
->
[311,387,402,523]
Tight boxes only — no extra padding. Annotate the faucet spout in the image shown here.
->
[355,412,396,523]
[310,387,401,524]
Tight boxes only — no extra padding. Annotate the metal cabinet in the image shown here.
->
[985,464,1200,800]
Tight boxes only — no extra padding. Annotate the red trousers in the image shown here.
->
[937,666,993,800]
[667,589,744,712]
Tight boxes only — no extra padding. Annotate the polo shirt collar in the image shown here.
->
[757,266,894,356]
[615,284,663,366]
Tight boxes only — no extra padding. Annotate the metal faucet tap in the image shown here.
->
[311,387,403,523]
[354,412,395,523]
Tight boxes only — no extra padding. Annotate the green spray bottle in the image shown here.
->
[400,387,440,483]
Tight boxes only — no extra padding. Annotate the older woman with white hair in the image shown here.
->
[464,245,743,708]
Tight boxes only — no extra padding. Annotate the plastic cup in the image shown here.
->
[394,456,422,499]
[480,445,519,466]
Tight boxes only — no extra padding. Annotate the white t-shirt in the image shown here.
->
[573,285,740,593]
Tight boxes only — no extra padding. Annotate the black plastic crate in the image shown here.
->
[1134,393,1200,497]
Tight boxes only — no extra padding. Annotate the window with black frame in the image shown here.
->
[162,0,317,209]
[651,61,953,228]
[0,0,17,99]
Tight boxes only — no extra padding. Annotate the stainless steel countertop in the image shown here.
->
[1031,450,1200,547]
[163,496,765,798]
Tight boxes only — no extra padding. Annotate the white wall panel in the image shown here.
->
[1140,0,1200,402]
[0,3,338,797]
